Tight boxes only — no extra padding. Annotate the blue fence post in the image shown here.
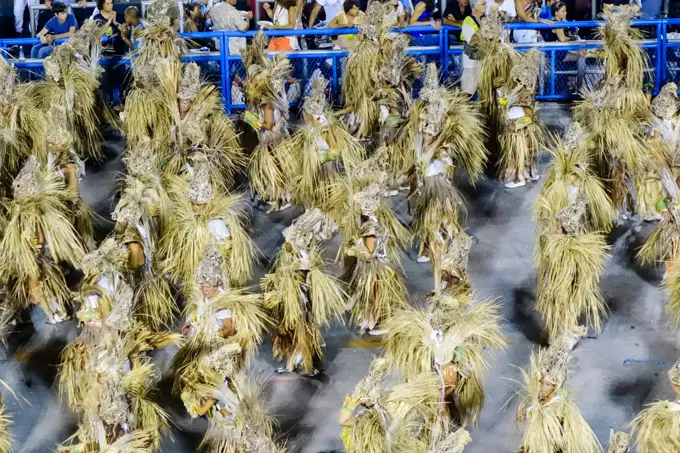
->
[660,18,667,85]
[550,49,556,97]
[332,55,339,101]
[654,21,662,94]
[221,33,231,114]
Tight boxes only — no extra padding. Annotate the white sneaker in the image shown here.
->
[530,168,541,181]
[277,202,292,212]
[504,180,526,189]
[368,328,388,336]
[417,255,431,263]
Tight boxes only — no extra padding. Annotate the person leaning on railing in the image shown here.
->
[32,1,76,58]
[546,1,577,42]
[327,0,365,49]
[261,0,300,50]
[460,0,485,95]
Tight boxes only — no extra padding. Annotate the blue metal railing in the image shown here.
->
[1,19,680,111]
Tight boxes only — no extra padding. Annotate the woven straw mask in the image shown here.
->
[194,244,225,287]
[653,83,678,120]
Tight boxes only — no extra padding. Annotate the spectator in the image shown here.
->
[211,0,253,54]
[487,0,516,19]
[184,2,205,32]
[539,0,557,19]
[308,0,342,28]
[380,0,407,28]
[513,0,552,43]
[119,6,143,52]
[37,0,55,34]
[460,0,485,95]
[302,0,325,49]
[94,0,124,53]
[328,0,365,49]
[640,0,661,18]
[32,2,77,58]
[443,0,471,28]
[410,0,441,46]
[261,0,299,51]
[546,1,576,41]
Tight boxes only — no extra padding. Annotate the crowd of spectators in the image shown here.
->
[5,0,679,59]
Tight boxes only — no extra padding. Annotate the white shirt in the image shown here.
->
[461,17,479,69]
[487,0,516,17]
[273,4,300,49]
[211,2,249,55]
[316,0,343,23]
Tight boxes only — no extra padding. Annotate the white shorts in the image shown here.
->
[461,66,481,95]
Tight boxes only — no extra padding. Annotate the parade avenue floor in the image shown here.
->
[2,103,677,453]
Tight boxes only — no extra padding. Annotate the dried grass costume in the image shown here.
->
[515,333,601,453]
[533,125,613,341]
[631,359,680,453]
[402,64,487,262]
[241,33,293,209]
[275,77,364,209]
[338,358,442,453]
[0,157,86,324]
[262,209,346,374]
[0,54,45,176]
[383,240,505,425]
[159,157,255,289]
[498,49,544,186]
[343,182,408,333]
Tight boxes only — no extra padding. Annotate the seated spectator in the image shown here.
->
[409,0,441,46]
[198,0,214,27]
[94,0,124,53]
[32,2,76,59]
[211,0,252,54]
[185,2,206,32]
[328,0,364,49]
[546,1,577,41]
[119,6,143,52]
[261,0,299,51]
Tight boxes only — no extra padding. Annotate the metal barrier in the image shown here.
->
[2,19,680,112]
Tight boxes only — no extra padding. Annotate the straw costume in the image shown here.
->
[533,124,613,341]
[160,156,255,289]
[0,157,86,324]
[173,244,268,376]
[276,77,364,210]
[474,4,514,156]
[262,209,346,375]
[383,241,505,425]
[0,393,10,453]
[596,4,648,114]
[340,2,387,139]
[342,180,408,335]
[0,54,45,176]
[497,49,544,188]
[155,61,243,186]
[608,431,630,453]
[123,0,184,144]
[573,77,648,218]
[631,359,680,453]
[338,358,442,453]
[32,20,116,160]
[241,33,293,211]
[515,333,601,453]
[374,33,421,146]
[402,63,487,263]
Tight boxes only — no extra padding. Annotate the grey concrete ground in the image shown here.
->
[2,103,679,453]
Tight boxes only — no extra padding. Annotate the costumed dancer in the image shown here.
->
[338,358,442,453]
[0,391,10,453]
[474,4,514,156]
[515,333,601,453]
[596,4,648,113]
[241,33,293,211]
[401,63,487,263]
[383,238,505,425]
[155,60,244,186]
[374,33,421,148]
[33,20,117,159]
[160,155,255,289]
[533,124,613,341]
[0,157,85,325]
[631,359,680,453]
[339,1,387,139]
[497,49,544,189]
[275,77,364,210]
[262,209,346,375]
[574,77,647,219]
[341,177,409,335]
[0,54,45,176]
[123,0,184,144]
